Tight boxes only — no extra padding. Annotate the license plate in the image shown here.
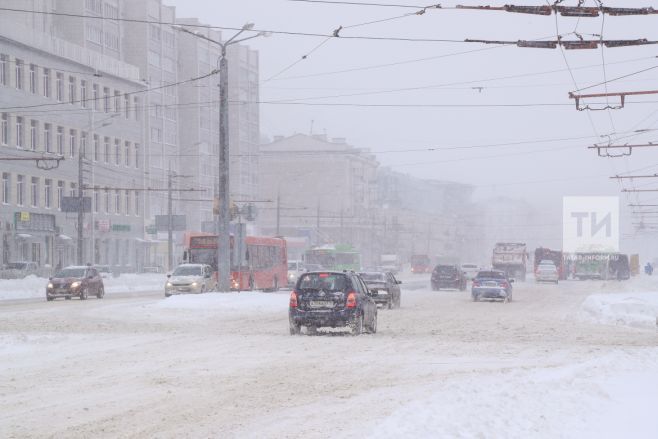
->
[484,281,498,287]
[56,289,68,293]
[309,300,333,309]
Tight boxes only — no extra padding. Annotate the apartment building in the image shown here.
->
[0,18,147,270]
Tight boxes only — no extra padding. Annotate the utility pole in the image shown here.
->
[276,190,281,236]
[316,204,321,246]
[167,164,173,271]
[77,136,84,265]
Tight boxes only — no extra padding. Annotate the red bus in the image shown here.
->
[183,232,287,291]
[410,254,431,274]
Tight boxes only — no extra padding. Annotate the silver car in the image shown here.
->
[165,264,216,296]
[535,264,559,284]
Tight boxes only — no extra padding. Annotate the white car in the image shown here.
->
[287,260,306,287]
[535,264,559,284]
[461,263,480,280]
[165,264,216,296]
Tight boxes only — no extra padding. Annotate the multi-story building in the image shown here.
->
[258,133,379,261]
[0,12,147,270]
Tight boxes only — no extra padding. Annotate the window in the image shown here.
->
[93,134,99,161]
[42,68,50,97]
[104,137,110,163]
[44,123,51,153]
[0,54,7,85]
[15,59,24,90]
[68,76,76,104]
[81,132,88,158]
[70,182,76,198]
[69,129,77,158]
[134,143,140,168]
[104,188,110,213]
[115,190,120,214]
[93,83,99,110]
[57,181,64,210]
[134,97,140,121]
[93,186,100,213]
[134,191,140,215]
[56,73,63,102]
[114,90,121,114]
[125,190,130,215]
[16,175,24,206]
[151,127,162,142]
[124,141,130,167]
[30,120,38,151]
[1,113,8,145]
[105,32,120,51]
[44,179,52,209]
[29,64,37,93]
[86,24,103,45]
[30,177,38,207]
[56,126,64,155]
[81,80,87,108]
[114,139,120,165]
[2,173,10,204]
[15,117,24,148]
[103,87,110,112]
[124,94,130,119]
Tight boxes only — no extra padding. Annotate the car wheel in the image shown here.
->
[307,325,318,335]
[387,298,393,310]
[65,296,71,300]
[96,286,105,299]
[80,288,88,300]
[349,314,364,336]
[46,296,54,302]
[289,322,302,335]
[165,293,171,298]
[200,286,206,294]
[472,294,479,302]
[368,313,378,334]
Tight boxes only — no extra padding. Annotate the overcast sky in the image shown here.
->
[169,0,658,254]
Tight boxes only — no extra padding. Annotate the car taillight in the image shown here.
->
[500,281,509,288]
[472,280,480,287]
[346,291,357,308]
[289,291,298,308]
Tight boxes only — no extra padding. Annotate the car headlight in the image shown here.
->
[191,282,198,287]
[288,273,295,279]
[47,283,54,289]
[166,282,172,288]
[70,281,81,289]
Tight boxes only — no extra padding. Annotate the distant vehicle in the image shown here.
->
[534,248,565,280]
[461,263,480,281]
[359,271,402,309]
[1,261,39,279]
[289,271,377,336]
[380,254,401,274]
[94,265,112,279]
[471,270,514,302]
[431,264,467,291]
[492,242,527,281]
[609,254,630,280]
[410,254,431,274]
[47,266,105,301]
[574,253,611,280]
[304,263,324,272]
[287,260,305,287]
[165,264,216,296]
[304,244,361,272]
[535,264,559,284]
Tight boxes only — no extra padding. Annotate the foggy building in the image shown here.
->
[258,133,379,261]
[0,10,147,270]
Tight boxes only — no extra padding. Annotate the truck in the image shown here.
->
[573,252,611,280]
[534,247,565,280]
[492,242,528,281]
[410,254,431,274]
[380,254,401,274]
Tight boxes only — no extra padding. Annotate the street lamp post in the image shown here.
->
[174,23,268,291]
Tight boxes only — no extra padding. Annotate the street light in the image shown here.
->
[174,23,269,291]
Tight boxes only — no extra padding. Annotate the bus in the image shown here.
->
[304,244,361,272]
[183,232,287,291]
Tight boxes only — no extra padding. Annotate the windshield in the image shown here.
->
[54,268,86,278]
[359,272,385,282]
[436,265,457,274]
[476,271,506,279]
[462,264,477,269]
[288,262,301,271]
[173,266,203,276]
[298,273,348,292]
[6,262,27,269]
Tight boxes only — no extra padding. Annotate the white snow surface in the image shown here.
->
[0,273,166,300]
[156,291,287,313]
[581,292,658,329]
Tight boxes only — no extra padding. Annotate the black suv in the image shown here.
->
[289,271,377,336]
[431,264,467,291]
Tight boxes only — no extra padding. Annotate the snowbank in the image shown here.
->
[155,291,288,314]
[0,273,166,301]
[581,292,658,329]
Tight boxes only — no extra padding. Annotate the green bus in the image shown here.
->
[304,244,361,272]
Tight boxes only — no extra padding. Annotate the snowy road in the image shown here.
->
[2,275,658,438]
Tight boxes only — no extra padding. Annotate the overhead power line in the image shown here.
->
[456,4,658,17]
[569,89,658,111]
[465,38,658,50]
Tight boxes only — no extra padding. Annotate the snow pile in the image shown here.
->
[0,273,166,301]
[155,291,288,314]
[581,292,658,329]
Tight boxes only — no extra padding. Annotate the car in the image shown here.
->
[471,270,514,302]
[289,271,377,336]
[303,263,324,272]
[46,265,105,301]
[94,265,112,279]
[431,264,467,291]
[535,264,559,284]
[165,264,216,296]
[358,271,402,309]
[1,261,39,279]
[461,263,480,281]
[287,260,305,287]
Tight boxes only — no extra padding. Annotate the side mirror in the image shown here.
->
[369,290,378,296]
[397,280,402,284]
[167,273,171,278]
[509,278,515,283]
[48,277,52,281]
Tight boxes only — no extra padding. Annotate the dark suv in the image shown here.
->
[431,264,467,291]
[47,266,105,301]
[289,271,377,336]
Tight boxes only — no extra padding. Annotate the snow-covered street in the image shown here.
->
[2,274,658,438]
